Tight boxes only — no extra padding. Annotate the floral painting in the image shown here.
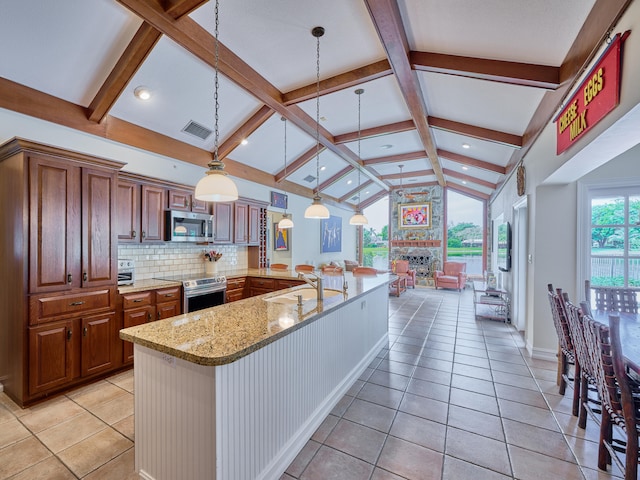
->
[399,203,431,228]
[321,215,342,253]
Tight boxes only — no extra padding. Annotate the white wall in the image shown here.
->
[489,1,640,359]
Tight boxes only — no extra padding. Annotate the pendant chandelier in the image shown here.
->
[195,0,239,202]
[277,117,294,229]
[349,88,368,226]
[304,26,330,219]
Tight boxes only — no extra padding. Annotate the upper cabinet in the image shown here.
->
[28,154,117,293]
[116,179,165,243]
[213,202,233,244]
[167,188,209,214]
[234,200,262,246]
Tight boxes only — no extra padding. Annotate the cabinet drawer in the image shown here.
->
[226,277,246,290]
[247,277,276,289]
[155,287,181,304]
[276,279,304,290]
[30,289,113,324]
[122,291,153,309]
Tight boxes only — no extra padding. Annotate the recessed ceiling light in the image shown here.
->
[347,180,353,185]
[240,139,248,146]
[380,144,393,150]
[320,116,327,122]
[134,86,151,101]
[462,180,467,184]
[408,179,418,182]
[462,166,469,170]
[462,143,470,149]
[320,165,326,171]
[365,191,370,194]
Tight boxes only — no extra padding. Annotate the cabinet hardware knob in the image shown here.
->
[83,327,87,337]
[164,294,174,297]
[83,272,87,282]
[133,299,143,303]
[67,273,72,284]
[67,328,72,340]
[132,230,137,238]
[147,312,152,321]
[141,231,146,238]
[69,301,85,306]
[157,311,161,319]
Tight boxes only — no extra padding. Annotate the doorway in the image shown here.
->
[512,197,528,331]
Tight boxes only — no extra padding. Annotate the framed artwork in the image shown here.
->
[321,215,342,253]
[273,222,289,251]
[271,191,288,209]
[398,203,431,228]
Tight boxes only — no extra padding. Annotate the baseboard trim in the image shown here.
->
[528,346,557,363]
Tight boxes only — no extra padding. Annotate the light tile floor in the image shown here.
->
[0,287,625,479]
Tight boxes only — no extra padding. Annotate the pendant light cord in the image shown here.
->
[213,0,220,164]
[315,31,320,195]
[357,89,362,209]
[283,117,288,215]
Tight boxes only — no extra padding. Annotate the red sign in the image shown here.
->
[555,32,629,154]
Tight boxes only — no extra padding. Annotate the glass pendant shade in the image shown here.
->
[304,195,330,219]
[278,213,294,229]
[349,210,368,225]
[195,164,239,202]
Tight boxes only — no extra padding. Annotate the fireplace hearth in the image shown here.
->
[401,255,433,278]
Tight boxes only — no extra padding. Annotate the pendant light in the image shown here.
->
[396,164,405,198]
[278,117,294,229]
[195,0,239,202]
[350,88,368,226]
[304,26,330,219]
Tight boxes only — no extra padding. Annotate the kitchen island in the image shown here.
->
[120,271,391,480]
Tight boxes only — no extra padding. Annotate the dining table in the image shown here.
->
[591,310,640,374]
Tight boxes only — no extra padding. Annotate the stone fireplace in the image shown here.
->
[401,254,434,278]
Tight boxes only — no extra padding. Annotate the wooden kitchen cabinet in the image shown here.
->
[213,202,233,244]
[116,177,166,243]
[234,200,261,246]
[155,286,181,320]
[0,139,123,406]
[28,155,117,293]
[168,188,209,214]
[226,277,246,303]
[246,277,277,297]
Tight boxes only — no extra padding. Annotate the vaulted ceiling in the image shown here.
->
[0,0,632,210]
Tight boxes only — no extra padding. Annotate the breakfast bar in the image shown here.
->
[120,271,391,480]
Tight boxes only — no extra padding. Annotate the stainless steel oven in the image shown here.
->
[182,276,227,313]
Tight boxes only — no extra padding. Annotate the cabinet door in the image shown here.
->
[82,168,116,287]
[234,202,248,244]
[213,202,233,243]
[168,189,191,212]
[116,180,140,242]
[191,196,209,213]
[29,155,81,293]
[157,301,180,320]
[248,204,261,245]
[122,306,155,364]
[29,320,74,395]
[141,185,165,242]
[81,312,116,377]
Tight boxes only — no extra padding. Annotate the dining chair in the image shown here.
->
[321,265,343,275]
[352,266,378,276]
[547,285,577,410]
[586,280,640,313]
[294,264,314,273]
[270,263,289,270]
[583,312,640,479]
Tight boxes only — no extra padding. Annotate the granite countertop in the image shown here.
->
[119,271,392,366]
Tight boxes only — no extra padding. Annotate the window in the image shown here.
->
[589,189,640,286]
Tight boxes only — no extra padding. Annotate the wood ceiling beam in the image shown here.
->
[364,0,445,186]
[499,0,633,187]
[360,190,389,209]
[283,59,392,105]
[339,180,375,203]
[116,0,389,192]
[410,51,560,89]
[363,150,426,166]
[446,183,490,201]
[218,105,274,159]
[87,23,161,123]
[437,149,506,174]
[318,166,355,191]
[428,116,523,148]
[334,119,415,144]
[381,169,434,181]
[88,0,207,123]
[274,146,323,183]
[443,168,496,189]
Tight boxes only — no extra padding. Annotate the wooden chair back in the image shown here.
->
[352,267,378,276]
[294,264,314,273]
[270,263,289,270]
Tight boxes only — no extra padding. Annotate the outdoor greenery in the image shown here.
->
[447,222,482,256]
[363,226,388,267]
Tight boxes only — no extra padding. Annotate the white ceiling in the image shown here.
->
[0,0,614,209]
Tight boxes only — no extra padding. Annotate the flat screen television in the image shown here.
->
[497,222,512,272]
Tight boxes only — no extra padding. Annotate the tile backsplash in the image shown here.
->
[118,243,247,280]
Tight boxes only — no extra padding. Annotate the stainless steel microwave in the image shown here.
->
[165,210,213,242]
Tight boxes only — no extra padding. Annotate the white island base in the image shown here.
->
[133,288,389,480]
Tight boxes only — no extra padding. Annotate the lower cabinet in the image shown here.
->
[226,277,246,303]
[28,311,117,396]
[246,277,276,297]
[120,286,182,365]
